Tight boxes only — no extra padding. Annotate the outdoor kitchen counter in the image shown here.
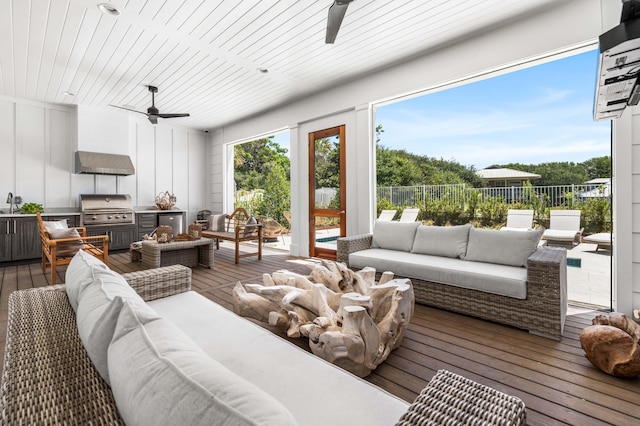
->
[0,211,80,218]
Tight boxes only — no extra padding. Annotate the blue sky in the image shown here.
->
[375,49,611,170]
[271,49,610,169]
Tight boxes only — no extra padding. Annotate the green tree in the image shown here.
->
[234,138,290,191]
[581,156,611,180]
[256,161,290,224]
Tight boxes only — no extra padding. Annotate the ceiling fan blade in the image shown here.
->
[110,104,147,116]
[156,113,190,118]
[326,0,352,44]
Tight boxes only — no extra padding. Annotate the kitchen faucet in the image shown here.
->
[6,192,13,214]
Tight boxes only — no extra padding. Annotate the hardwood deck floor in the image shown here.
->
[1,243,638,425]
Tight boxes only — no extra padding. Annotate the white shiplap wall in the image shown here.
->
[0,95,207,223]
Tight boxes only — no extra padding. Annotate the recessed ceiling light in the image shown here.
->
[63,91,75,96]
[257,67,268,74]
[97,3,121,16]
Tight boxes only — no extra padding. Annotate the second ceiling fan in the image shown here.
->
[111,86,190,124]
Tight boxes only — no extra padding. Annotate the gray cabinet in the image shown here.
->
[86,225,137,251]
[0,217,40,262]
[136,213,157,241]
[0,220,11,262]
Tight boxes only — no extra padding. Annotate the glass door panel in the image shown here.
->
[309,126,346,259]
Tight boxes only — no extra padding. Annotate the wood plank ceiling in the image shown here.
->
[0,0,564,130]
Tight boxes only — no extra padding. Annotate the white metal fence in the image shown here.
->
[377,183,610,208]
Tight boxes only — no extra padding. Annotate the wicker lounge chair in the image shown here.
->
[542,210,583,247]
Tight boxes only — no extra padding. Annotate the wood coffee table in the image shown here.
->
[141,239,214,269]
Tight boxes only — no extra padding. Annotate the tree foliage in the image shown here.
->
[234,137,290,224]
[234,138,290,191]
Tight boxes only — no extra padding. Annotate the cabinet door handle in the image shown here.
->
[5,220,8,235]
[13,220,16,234]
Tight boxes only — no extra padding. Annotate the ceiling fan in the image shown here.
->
[110,86,190,124]
[325,0,354,44]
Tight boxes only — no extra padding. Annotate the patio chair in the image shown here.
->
[377,209,396,221]
[501,209,534,231]
[399,208,419,222]
[36,213,109,285]
[542,210,583,247]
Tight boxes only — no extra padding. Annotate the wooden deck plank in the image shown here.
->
[1,245,639,426]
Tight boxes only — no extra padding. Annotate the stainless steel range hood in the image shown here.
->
[75,151,135,176]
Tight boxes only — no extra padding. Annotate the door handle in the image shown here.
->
[13,220,16,234]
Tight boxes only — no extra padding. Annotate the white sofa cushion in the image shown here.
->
[411,223,471,258]
[108,301,298,426]
[74,260,154,384]
[65,250,111,312]
[148,292,410,426]
[542,229,579,241]
[371,220,420,252]
[464,227,542,267]
[349,248,527,299]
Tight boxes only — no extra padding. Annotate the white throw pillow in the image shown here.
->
[65,250,110,312]
[75,267,153,384]
[464,227,543,267]
[108,302,299,426]
[42,219,69,232]
[371,220,420,252]
[411,223,472,258]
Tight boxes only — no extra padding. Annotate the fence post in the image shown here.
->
[571,184,575,207]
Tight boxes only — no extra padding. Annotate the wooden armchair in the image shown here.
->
[201,208,263,264]
[36,213,109,284]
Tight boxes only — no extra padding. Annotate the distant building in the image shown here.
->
[476,167,542,187]
[579,178,611,198]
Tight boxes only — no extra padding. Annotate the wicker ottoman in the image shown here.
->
[396,370,526,425]
[141,239,214,269]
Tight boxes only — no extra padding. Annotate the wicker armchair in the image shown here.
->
[36,212,109,284]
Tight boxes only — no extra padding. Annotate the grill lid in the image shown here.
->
[80,194,133,211]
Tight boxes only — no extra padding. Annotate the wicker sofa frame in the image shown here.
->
[337,234,567,340]
[0,265,192,425]
[0,262,528,425]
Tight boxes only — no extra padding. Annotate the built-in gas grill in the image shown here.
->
[80,194,134,226]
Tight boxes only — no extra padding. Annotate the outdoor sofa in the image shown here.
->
[0,250,530,425]
[338,221,567,340]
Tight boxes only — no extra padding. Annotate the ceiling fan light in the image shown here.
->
[97,3,121,16]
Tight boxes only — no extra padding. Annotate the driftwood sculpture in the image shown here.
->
[233,260,414,377]
[579,312,640,378]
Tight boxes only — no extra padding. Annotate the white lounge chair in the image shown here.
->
[501,209,534,231]
[399,208,419,222]
[377,209,396,221]
[542,210,583,247]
